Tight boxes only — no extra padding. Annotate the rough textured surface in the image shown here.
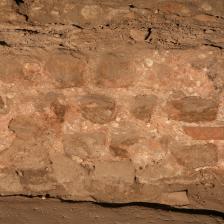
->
[0,0,224,216]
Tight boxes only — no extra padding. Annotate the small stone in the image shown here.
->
[51,101,67,122]
[23,62,41,79]
[81,5,103,20]
[201,3,212,11]
[130,94,157,123]
[130,29,146,42]
[145,58,154,67]
[79,94,116,124]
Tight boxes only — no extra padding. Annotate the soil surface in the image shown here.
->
[0,197,223,224]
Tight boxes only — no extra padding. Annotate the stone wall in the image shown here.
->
[0,0,224,213]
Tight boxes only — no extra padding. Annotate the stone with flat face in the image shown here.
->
[96,53,137,88]
[79,94,116,124]
[130,94,157,122]
[167,96,218,122]
[45,54,86,88]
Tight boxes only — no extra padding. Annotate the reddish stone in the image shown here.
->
[184,126,224,140]
[172,143,218,169]
[167,96,218,122]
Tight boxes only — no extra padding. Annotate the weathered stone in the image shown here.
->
[110,123,144,158]
[63,132,106,160]
[93,160,135,184]
[136,154,183,182]
[45,54,85,88]
[96,53,137,88]
[130,94,157,122]
[79,94,116,124]
[167,96,218,122]
[0,55,23,83]
[183,126,224,140]
[172,144,218,169]
[0,169,23,193]
[160,191,189,206]
[130,29,147,42]
[8,116,43,139]
[0,137,50,170]
[17,168,56,192]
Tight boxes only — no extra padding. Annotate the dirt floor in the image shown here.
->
[0,197,223,224]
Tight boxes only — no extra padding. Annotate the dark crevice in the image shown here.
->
[94,202,224,218]
[1,194,223,219]
[0,40,10,47]
[15,0,24,6]
[144,28,152,41]
[15,28,39,34]
[128,4,135,9]
[204,43,223,50]
[72,24,84,29]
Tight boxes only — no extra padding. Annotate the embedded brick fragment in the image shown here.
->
[63,132,106,160]
[167,96,218,122]
[130,94,157,122]
[79,94,116,124]
[172,144,218,169]
[96,53,137,88]
[45,54,85,88]
[184,127,224,140]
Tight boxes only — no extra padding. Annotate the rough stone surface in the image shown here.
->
[0,0,224,216]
